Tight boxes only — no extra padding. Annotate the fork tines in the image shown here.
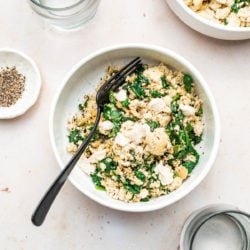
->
[101,57,142,93]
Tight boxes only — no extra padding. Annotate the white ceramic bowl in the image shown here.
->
[0,48,41,119]
[50,43,220,212]
[166,0,250,40]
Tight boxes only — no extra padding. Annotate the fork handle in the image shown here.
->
[31,108,102,226]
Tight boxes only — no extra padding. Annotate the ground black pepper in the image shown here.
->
[0,67,26,107]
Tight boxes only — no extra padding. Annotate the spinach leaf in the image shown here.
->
[103,104,124,123]
[170,94,180,113]
[135,171,146,182]
[91,173,103,186]
[78,103,84,110]
[183,74,193,93]
[68,129,85,144]
[108,122,120,137]
[95,185,106,191]
[121,98,129,108]
[161,75,170,89]
[140,197,150,202]
[129,71,149,98]
[134,71,149,85]
[130,84,147,98]
[183,145,200,173]
[79,96,89,111]
[146,119,160,131]
[123,180,141,194]
[150,90,164,98]
[103,104,112,120]
[109,91,117,105]
[186,123,202,145]
[196,106,203,116]
[100,157,118,172]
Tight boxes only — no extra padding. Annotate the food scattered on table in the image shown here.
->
[0,67,26,107]
[66,63,204,202]
[184,0,250,27]
[0,187,10,192]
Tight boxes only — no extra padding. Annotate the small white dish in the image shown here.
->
[50,43,220,212]
[166,0,250,40]
[0,48,41,119]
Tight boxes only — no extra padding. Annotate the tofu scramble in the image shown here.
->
[66,63,204,202]
[184,0,250,27]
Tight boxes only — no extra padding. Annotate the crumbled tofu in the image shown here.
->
[77,157,95,175]
[179,104,196,116]
[148,98,167,114]
[99,120,114,135]
[154,162,174,185]
[66,142,77,154]
[129,99,147,118]
[168,177,183,191]
[162,95,172,107]
[145,128,172,156]
[216,0,227,4]
[215,7,231,19]
[191,0,203,11]
[123,122,150,144]
[139,189,149,199]
[114,132,130,147]
[89,150,106,163]
[194,120,203,136]
[143,66,164,83]
[114,89,127,102]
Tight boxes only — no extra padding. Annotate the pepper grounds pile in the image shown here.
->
[0,67,26,107]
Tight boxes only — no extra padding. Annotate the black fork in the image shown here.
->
[31,57,142,226]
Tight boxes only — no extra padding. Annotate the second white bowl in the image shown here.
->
[166,0,250,40]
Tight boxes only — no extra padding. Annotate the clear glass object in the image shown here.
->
[28,0,101,30]
[180,204,250,250]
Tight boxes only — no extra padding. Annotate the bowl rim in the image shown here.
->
[0,48,41,119]
[49,43,220,212]
[171,0,250,32]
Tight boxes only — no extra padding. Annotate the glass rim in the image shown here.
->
[190,210,250,250]
[29,0,87,11]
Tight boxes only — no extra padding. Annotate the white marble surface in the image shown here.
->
[0,1,249,249]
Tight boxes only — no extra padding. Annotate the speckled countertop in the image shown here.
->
[0,1,249,249]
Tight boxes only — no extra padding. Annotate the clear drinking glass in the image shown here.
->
[28,0,101,30]
[180,204,250,250]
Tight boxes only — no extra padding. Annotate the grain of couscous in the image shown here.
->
[67,63,203,202]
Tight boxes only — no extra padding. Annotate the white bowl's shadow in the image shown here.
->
[50,44,220,212]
